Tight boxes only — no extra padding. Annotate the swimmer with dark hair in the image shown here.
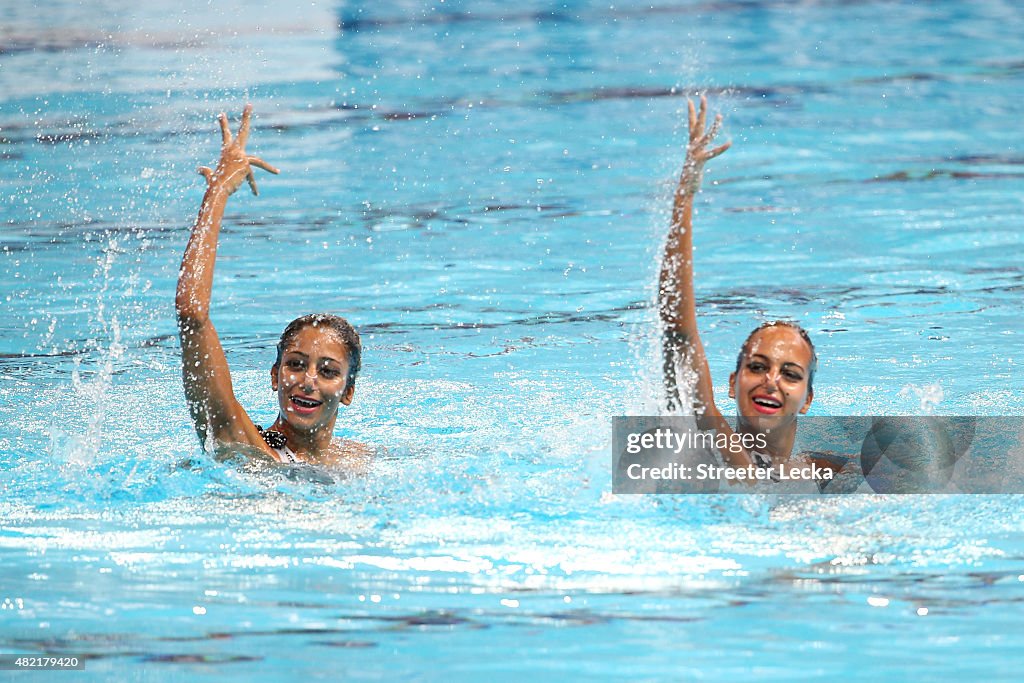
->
[659,96,832,478]
[176,105,367,467]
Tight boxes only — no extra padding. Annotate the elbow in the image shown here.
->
[656,280,686,328]
[659,306,682,331]
[657,295,676,329]
[663,326,702,367]
[661,321,690,348]
[175,292,209,326]
[175,271,209,323]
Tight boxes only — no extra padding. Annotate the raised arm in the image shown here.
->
[176,104,280,448]
[658,96,730,424]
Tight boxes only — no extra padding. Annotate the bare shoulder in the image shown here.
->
[800,450,865,494]
[212,439,280,467]
[322,438,377,473]
[802,449,858,475]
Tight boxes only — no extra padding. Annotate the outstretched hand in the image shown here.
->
[678,95,730,197]
[197,104,280,196]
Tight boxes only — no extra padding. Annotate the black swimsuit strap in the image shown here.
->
[255,424,288,449]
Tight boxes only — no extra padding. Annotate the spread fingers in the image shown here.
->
[688,98,698,140]
[706,141,731,160]
[699,114,722,147]
[249,156,280,174]
[237,104,253,147]
[218,112,232,145]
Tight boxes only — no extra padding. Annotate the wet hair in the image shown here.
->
[735,321,817,394]
[274,313,362,390]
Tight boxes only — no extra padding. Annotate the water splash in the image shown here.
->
[898,382,944,413]
[49,234,126,471]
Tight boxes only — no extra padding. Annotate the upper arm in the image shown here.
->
[662,324,720,425]
[178,314,265,451]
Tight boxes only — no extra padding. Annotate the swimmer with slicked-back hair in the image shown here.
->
[176,105,368,467]
[656,98,967,493]
[659,96,830,478]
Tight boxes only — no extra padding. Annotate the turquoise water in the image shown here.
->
[2,0,1023,680]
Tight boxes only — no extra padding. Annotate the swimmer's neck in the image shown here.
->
[270,414,336,461]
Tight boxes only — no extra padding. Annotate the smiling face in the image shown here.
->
[728,325,814,432]
[270,325,354,434]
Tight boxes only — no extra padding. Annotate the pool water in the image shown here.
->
[2,0,1023,680]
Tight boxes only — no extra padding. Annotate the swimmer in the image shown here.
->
[658,96,830,477]
[176,105,367,467]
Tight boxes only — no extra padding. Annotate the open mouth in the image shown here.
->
[289,395,323,414]
[751,395,782,414]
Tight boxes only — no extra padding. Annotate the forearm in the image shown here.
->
[176,188,257,448]
[659,95,726,336]
[176,186,230,321]
[660,160,716,413]
[659,174,699,335]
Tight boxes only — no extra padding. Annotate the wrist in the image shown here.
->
[203,184,233,204]
[205,165,249,198]
[678,161,704,195]
[675,180,701,200]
